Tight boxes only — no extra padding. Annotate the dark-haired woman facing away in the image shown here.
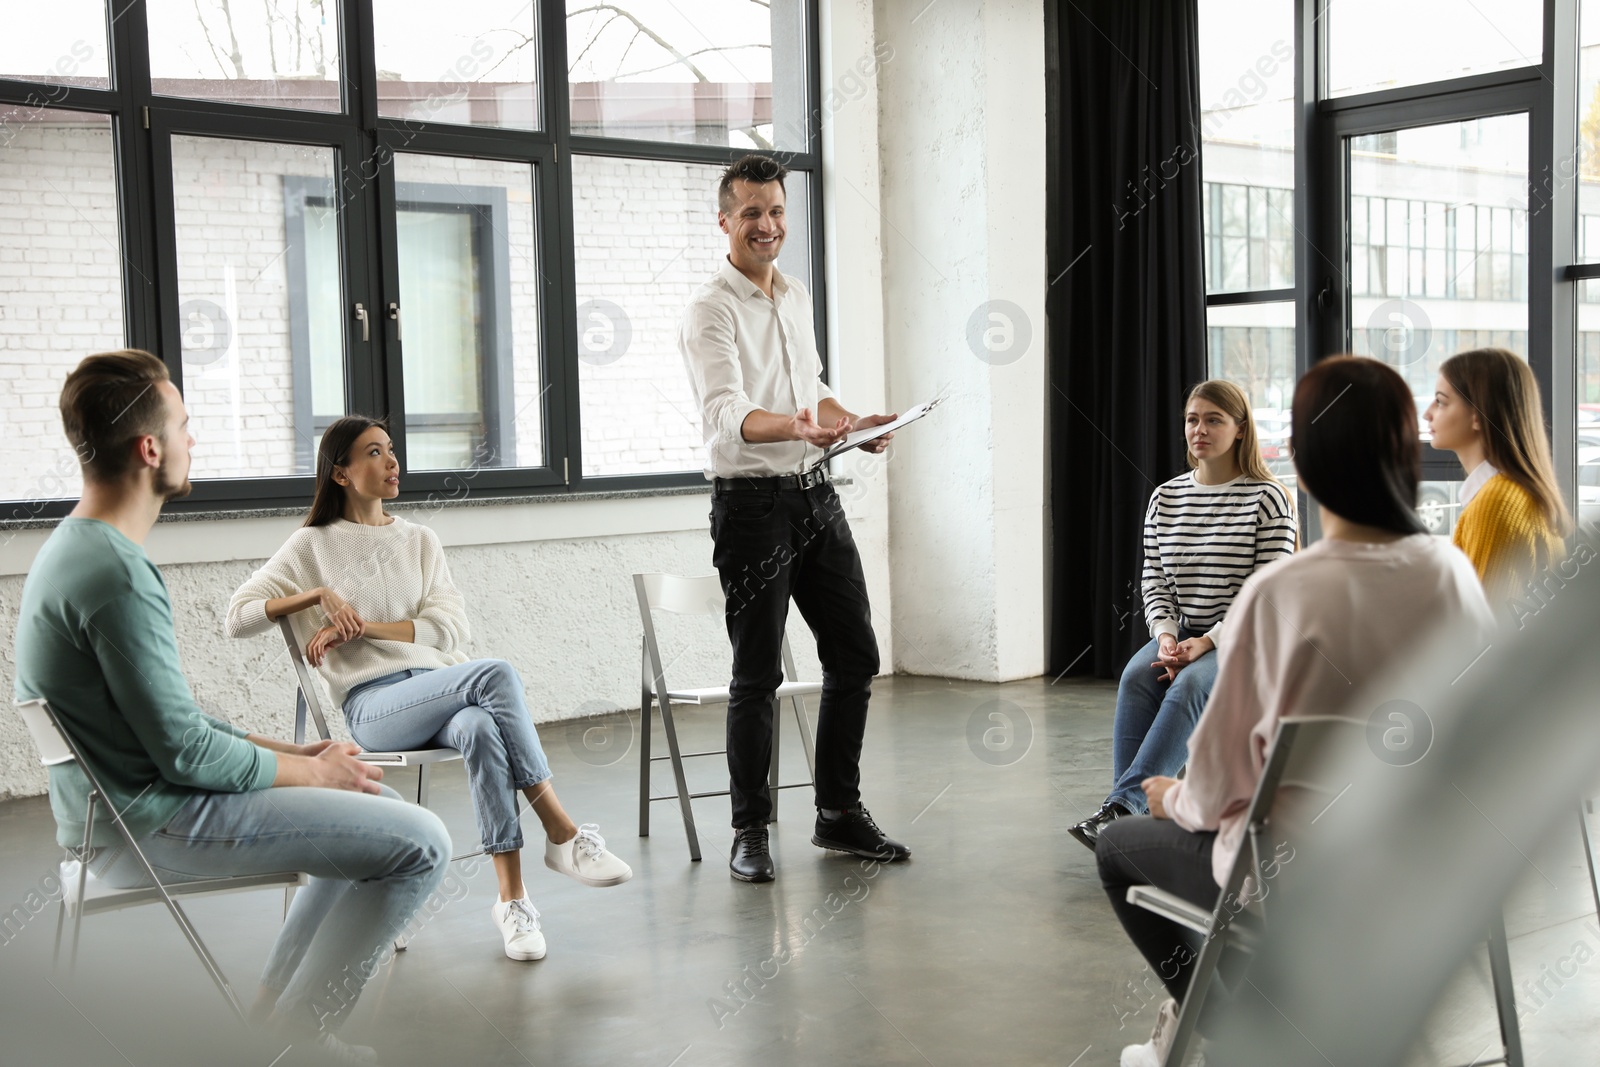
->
[228,417,630,964]
[1098,357,1493,1067]
[1425,347,1572,618]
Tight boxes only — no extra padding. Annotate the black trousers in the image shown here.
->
[710,481,880,829]
[1096,815,1220,1002]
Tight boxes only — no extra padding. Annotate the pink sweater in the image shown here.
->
[1165,533,1495,886]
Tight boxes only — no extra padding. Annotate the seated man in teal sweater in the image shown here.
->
[14,349,450,1065]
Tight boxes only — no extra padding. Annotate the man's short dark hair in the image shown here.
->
[59,349,171,481]
[718,154,789,214]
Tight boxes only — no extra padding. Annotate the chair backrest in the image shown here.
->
[17,698,76,767]
[1232,715,1366,910]
[632,572,804,693]
[276,616,334,744]
[634,572,725,617]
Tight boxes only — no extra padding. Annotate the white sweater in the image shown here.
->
[226,517,470,709]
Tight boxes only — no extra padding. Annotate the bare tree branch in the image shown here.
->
[215,0,248,78]
[620,44,771,80]
[566,13,626,73]
[262,0,279,74]
[567,4,715,82]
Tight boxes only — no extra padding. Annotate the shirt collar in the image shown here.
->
[1460,460,1500,507]
[717,257,788,300]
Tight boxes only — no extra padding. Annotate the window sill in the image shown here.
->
[0,483,715,576]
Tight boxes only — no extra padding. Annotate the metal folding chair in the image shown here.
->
[16,698,308,1021]
[1128,716,1523,1067]
[633,572,821,862]
[1582,797,1600,923]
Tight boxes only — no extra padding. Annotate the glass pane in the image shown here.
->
[1327,0,1540,98]
[1578,283,1600,526]
[392,153,543,471]
[1198,0,1293,294]
[572,155,811,477]
[171,136,346,480]
[566,0,809,150]
[0,3,110,88]
[1578,1,1600,262]
[0,108,125,506]
[147,0,343,112]
[373,0,540,131]
[1204,301,1297,491]
[1348,115,1529,426]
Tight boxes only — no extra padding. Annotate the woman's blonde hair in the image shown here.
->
[1184,378,1280,485]
[1439,348,1573,536]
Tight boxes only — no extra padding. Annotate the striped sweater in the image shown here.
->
[1141,472,1297,644]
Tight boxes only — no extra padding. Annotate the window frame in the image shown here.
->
[0,0,828,518]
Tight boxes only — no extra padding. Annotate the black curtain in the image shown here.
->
[1046,0,1209,678]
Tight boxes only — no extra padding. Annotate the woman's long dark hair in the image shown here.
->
[1291,356,1427,536]
[304,415,388,528]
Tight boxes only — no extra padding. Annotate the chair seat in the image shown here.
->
[652,680,824,704]
[59,859,309,918]
[1126,885,1214,935]
[354,747,463,767]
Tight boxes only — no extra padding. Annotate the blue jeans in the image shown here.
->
[88,784,450,1034]
[1108,631,1220,814]
[342,659,552,854]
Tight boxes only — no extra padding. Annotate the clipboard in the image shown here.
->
[821,395,944,461]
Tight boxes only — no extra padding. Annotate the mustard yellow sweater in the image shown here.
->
[1452,473,1565,611]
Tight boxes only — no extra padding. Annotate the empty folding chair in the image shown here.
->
[633,572,821,861]
[16,698,308,1021]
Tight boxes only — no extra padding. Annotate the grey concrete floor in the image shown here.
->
[0,675,1595,1066]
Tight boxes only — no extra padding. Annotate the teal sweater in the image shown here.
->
[14,519,277,847]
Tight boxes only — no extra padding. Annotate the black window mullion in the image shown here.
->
[108,0,158,355]
[544,0,581,486]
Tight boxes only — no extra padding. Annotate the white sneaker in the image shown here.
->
[1120,997,1205,1067]
[491,897,546,961]
[313,1032,381,1065]
[545,823,633,888]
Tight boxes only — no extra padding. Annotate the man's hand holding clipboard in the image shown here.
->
[821,395,945,461]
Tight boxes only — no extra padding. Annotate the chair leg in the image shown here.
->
[52,898,66,969]
[656,695,701,862]
[790,695,817,779]
[1165,921,1233,1066]
[1580,800,1600,924]
[1486,913,1523,1067]
[768,696,781,825]
[416,764,431,807]
[639,689,653,838]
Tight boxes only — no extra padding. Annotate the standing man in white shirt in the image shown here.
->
[678,154,910,882]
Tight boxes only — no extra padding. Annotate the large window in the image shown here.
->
[1199,2,1592,540]
[0,0,823,515]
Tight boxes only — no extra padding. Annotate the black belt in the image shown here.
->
[714,467,830,492]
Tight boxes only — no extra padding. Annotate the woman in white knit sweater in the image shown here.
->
[228,416,630,963]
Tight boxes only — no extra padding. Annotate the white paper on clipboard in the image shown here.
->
[821,396,943,462]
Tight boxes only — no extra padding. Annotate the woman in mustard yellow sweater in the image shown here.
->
[1425,347,1571,615]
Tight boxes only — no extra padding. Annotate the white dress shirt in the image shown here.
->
[679,258,835,479]
[1458,459,1500,507]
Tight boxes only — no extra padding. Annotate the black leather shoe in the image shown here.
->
[812,807,910,861]
[1069,800,1132,853]
[730,826,775,882]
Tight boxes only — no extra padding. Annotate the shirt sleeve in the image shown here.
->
[226,533,310,639]
[1141,488,1179,640]
[1166,582,1269,833]
[681,297,760,444]
[411,528,469,653]
[91,588,277,793]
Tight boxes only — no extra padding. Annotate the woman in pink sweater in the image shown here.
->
[1099,357,1495,1067]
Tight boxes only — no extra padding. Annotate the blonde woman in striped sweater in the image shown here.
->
[228,416,631,965]
[1425,348,1571,620]
[1070,381,1296,852]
